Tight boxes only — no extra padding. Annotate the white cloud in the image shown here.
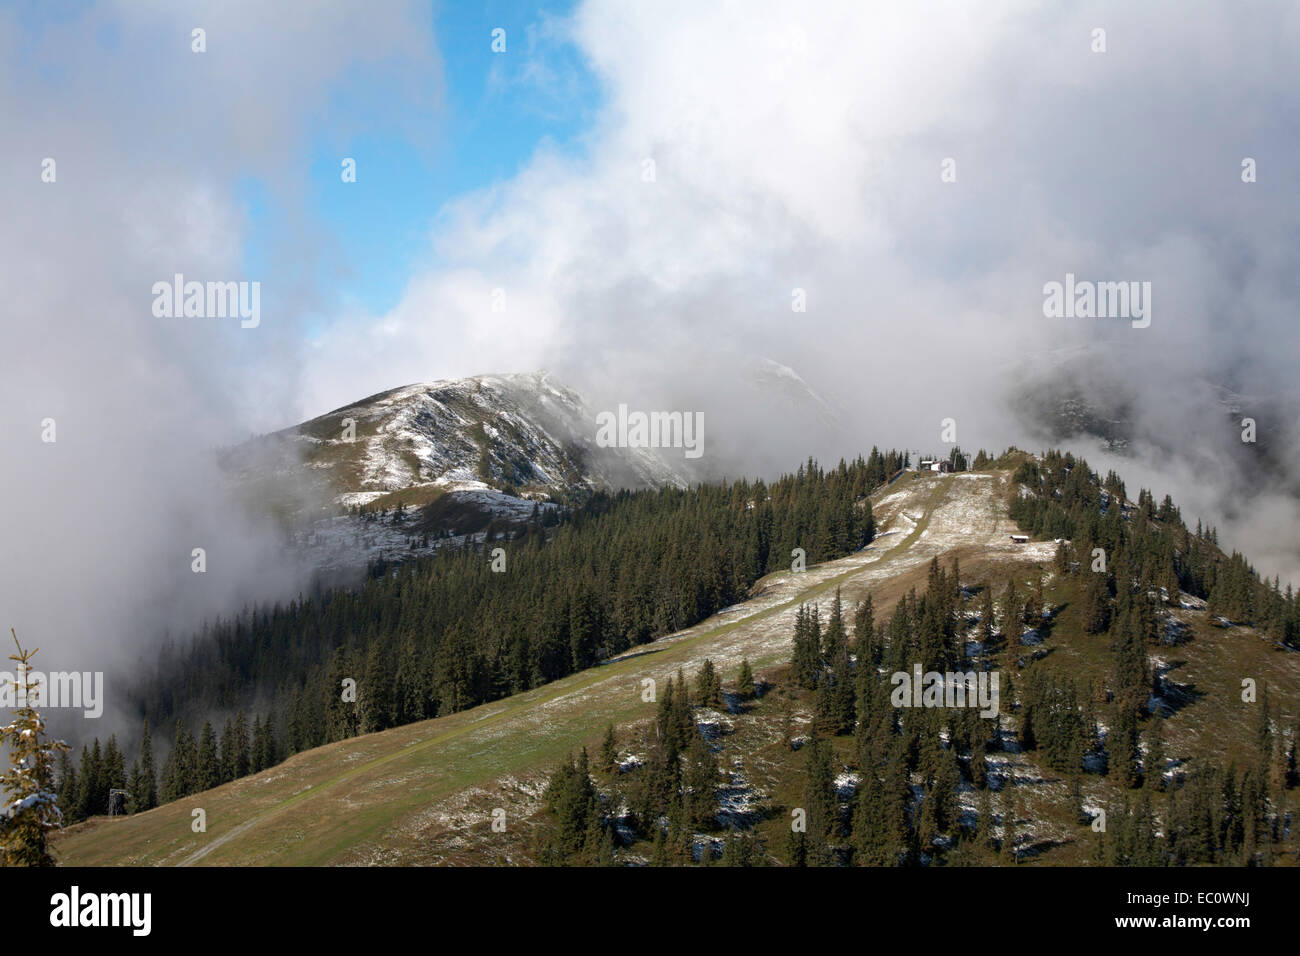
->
[304,0,1300,577]
[0,1,442,715]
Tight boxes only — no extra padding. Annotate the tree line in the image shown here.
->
[73,449,906,818]
[54,710,280,822]
[537,450,1298,865]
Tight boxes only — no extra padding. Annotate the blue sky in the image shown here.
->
[243,0,601,327]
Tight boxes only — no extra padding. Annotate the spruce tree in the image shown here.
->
[792,604,820,690]
[73,745,91,820]
[736,659,756,700]
[138,718,157,810]
[219,718,236,783]
[803,736,838,864]
[671,670,694,748]
[821,589,847,663]
[544,748,597,858]
[160,734,180,804]
[77,739,103,819]
[722,828,758,867]
[979,585,995,648]
[599,724,618,775]
[853,593,875,662]
[160,720,196,803]
[103,735,127,796]
[976,785,994,852]
[694,659,722,709]
[683,732,719,828]
[932,748,961,835]
[56,750,77,822]
[851,770,891,865]
[126,760,143,814]
[359,640,393,734]
[232,711,250,779]
[0,633,68,866]
[650,822,669,866]
[196,721,220,791]
[786,826,808,867]
[1081,569,1111,634]
[258,713,277,771]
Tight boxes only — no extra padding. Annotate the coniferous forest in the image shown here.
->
[54,446,1300,870]
[63,450,905,817]
[533,449,1300,866]
[548,565,1295,867]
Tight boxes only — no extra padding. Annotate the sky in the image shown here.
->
[2,0,1300,719]
[253,0,602,327]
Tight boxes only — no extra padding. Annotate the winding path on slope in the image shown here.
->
[59,472,1027,866]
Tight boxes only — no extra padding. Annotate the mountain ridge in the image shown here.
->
[53,451,1300,866]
